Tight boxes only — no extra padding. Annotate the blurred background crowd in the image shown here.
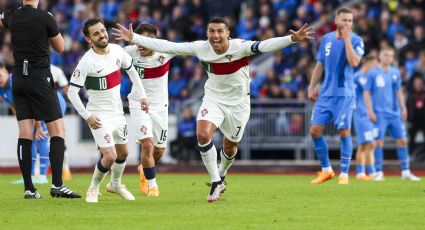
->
[0,0,424,159]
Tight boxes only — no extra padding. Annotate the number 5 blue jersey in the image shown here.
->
[315,32,364,97]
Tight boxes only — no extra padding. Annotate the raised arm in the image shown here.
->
[113,23,196,56]
[341,26,362,67]
[256,23,314,53]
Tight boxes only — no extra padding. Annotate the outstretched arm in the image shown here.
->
[113,23,196,56]
[256,23,314,53]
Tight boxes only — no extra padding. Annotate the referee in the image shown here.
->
[0,0,80,199]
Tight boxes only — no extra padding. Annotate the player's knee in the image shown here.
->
[197,131,212,145]
[223,146,237,157]
[141,139,154,155]
[397,139,407,147]
[117,151,128,159]
[153,148,165,163]
[102,151,117,164]
[309,127,321,138]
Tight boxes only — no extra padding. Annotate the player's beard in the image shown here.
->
[94,37,108,49]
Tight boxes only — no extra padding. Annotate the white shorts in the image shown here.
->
[130,106,168,148]
[90,115,128,148]
[197,97,250,143]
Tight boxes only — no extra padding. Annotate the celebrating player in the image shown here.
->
[363,47,420,181]
[113,17,313,202]
[124,23,175,196]
[67,18,149,203]
[308,8,364,185]
[353,55,378,180]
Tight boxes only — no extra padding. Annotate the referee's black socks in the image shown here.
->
[50,136,65,187]
[17,138,35,192]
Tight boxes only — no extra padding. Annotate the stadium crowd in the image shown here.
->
[0,0,424,154]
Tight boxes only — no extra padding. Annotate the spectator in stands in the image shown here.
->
[170,107,197,161]
[407,74,425,155]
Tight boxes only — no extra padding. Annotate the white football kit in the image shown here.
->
[68,44,146,148]
[124,45,174,147]
[131,35,294,142]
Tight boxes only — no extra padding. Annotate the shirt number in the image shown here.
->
[325,42,332,56]
[99,78,107,90]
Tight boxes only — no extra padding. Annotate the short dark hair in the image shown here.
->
[83,18,105,37]
[380,46,395,53]
[207,17,229,29]
[336,7,352,15]
[362,54,377,63]
[134,23,158,36]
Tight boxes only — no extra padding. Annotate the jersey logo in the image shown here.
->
[376,75,385,87]
[46,77,51,83]
[96,68,104,73]
[225,55,233,61]
[72,69,80,79]
[104,134,111,144]
[359,77,367,85]
[158,55,165,64]
[116,59,121,68]
[200,108,208,117]
[140,125,147,135]
[392,74,397,81]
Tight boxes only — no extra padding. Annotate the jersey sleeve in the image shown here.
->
[45,12,60,37]
[0,9,14,28]
[51,65,69,87]
[315,39,325,63]
[120,47,133,70]
[69,60,88,88]
[352,36,365,60]
[132,33,197,56]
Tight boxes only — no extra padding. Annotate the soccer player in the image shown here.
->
[363,47,420,181]
[113,17,313,202]
[308,8,364,185]
[353,55,378,180]
[67,18,149,203]
[124,23,175,196]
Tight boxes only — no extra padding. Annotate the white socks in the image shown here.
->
[199,141,221,182]
[148,178,158,189]
[89,164,109,190]
[110,161,126,187]
[219,149,236,178]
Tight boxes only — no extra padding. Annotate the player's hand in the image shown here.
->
[34,127,47,140]
[86,115,102,130]
[289,23,315,42]
[307,85,318,101]
[341,25,352,41]
[141,98,149,113]
[401,109,407,121]
[369,112,376,123]
[112,23,134,42]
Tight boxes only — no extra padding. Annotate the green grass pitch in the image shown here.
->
[1,174,424,229]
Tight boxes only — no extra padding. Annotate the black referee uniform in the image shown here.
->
[1,5,62,121]
[1,4,80,199]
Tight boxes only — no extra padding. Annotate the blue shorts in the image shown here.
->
[353,111,377,144]
[375,114,406,140]
[311,96,355,129]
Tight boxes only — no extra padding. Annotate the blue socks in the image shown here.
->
[313,137,330,169]
[31,141,37,176]
[374,147,384,172]
[340,136,353,175]
[367,165,376,175]
[38,138,50,176]
[396,146,409,170]
[356,164,366,174]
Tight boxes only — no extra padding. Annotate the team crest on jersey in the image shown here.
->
[72,69,80,79]
[140,125,147,135]
[376,75,385,87]
[158,55,165,64]
[200,108,208,117]
[104,134,111,143]
[225,54,233,61]
[116,59,121,68]
[392,74,397,81]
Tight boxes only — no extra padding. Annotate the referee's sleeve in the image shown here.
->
[45,11,60,37]
[0,9,13,28]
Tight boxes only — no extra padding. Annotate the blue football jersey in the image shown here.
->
[0,75,14,105]
[353,71,368,114]
[315,32,364,97]
[364,66,401,117]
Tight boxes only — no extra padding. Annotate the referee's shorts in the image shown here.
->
[12,67,63,122]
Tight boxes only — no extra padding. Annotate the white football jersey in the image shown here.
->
[124,45,174,109]
[69,44,133,119]
[50,64,68,87]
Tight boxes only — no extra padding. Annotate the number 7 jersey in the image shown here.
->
[69,44,133,118]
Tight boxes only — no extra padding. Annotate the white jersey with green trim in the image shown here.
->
[124,45,174,109]
[69,43,132,119]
